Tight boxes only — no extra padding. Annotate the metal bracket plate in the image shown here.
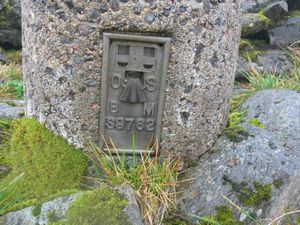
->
[100,33,171,154]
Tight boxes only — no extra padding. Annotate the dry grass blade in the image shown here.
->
[85,136,183,225]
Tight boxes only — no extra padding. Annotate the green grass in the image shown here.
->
[243,44,300,92]
[197,206,242,225]
[87,141,181,225]
[244,70,300,91]
[288,10,300,18]
[0,63,22,81]
[0,61,23,99]
[4,50,22,64]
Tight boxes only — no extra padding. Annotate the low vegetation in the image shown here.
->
[86,140,182,225]
[242,43,300,92]
[0,118,88,215]
[48,187,131,225]
[0,62,23,99]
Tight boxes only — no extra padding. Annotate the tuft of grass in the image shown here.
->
[86,138,182,225]
[197,205,242,225]
[0,63,22,81]
[240,50,263,62]
[244,43,300,92]
[4,50,22,64]
[0,80,24,99]
[288,10,300,18]
[0,173,32,215]
[0,118,88,215]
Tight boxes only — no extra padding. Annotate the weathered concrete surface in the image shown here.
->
[22,0,242,163]
[178,90,300,224]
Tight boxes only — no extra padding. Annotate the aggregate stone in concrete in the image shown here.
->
[22,0,242,163]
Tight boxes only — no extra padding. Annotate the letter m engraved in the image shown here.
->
[144,102,155,116]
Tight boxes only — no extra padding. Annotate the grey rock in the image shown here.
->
[133,6,142,15]
[0,47,10,64]
[235,56,249,78]
[0,102,24,119]
[7,0,21,30]
[118,186,144,225]
[243,90,300,150]
[242,13,269,37]
[179,90,300,223]
[267,170,300,224]
[241,0,276,13]
[236,50,294,79]
[145,14,156,23]
[1,186,143,225]
[2,194,80,225]
[255,50,294,73]
[109,0,120,12]
[0,29,21,49]
[264,1,288,21]
[269,16,300,46]
[84,79,97,87]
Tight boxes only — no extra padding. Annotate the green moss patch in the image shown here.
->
[198,205,242,225]
[240,50,263,62]
[6,118,87,198]
[248,118,265,129]
[273,179,283,189]
[50,187,130,225]
[223,176,272,207]
[0,118,88,214]
[31,203,42,217]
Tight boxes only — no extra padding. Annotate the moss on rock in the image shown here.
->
[198,205,242,225]
[50,187,131,225]
[248,118,266,129]
[223,176,272,207]
[242,13,272,37]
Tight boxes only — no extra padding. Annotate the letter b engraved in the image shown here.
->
[110,100,119,114]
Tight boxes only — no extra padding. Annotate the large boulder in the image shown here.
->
[242,0,276,13]
[236,50,294,78]
[1,186,144,225]
[242,13,271,37]
[269,16,300,46]
[0,0,21,49]
[263,1,288,22]
[178,90,300,224]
